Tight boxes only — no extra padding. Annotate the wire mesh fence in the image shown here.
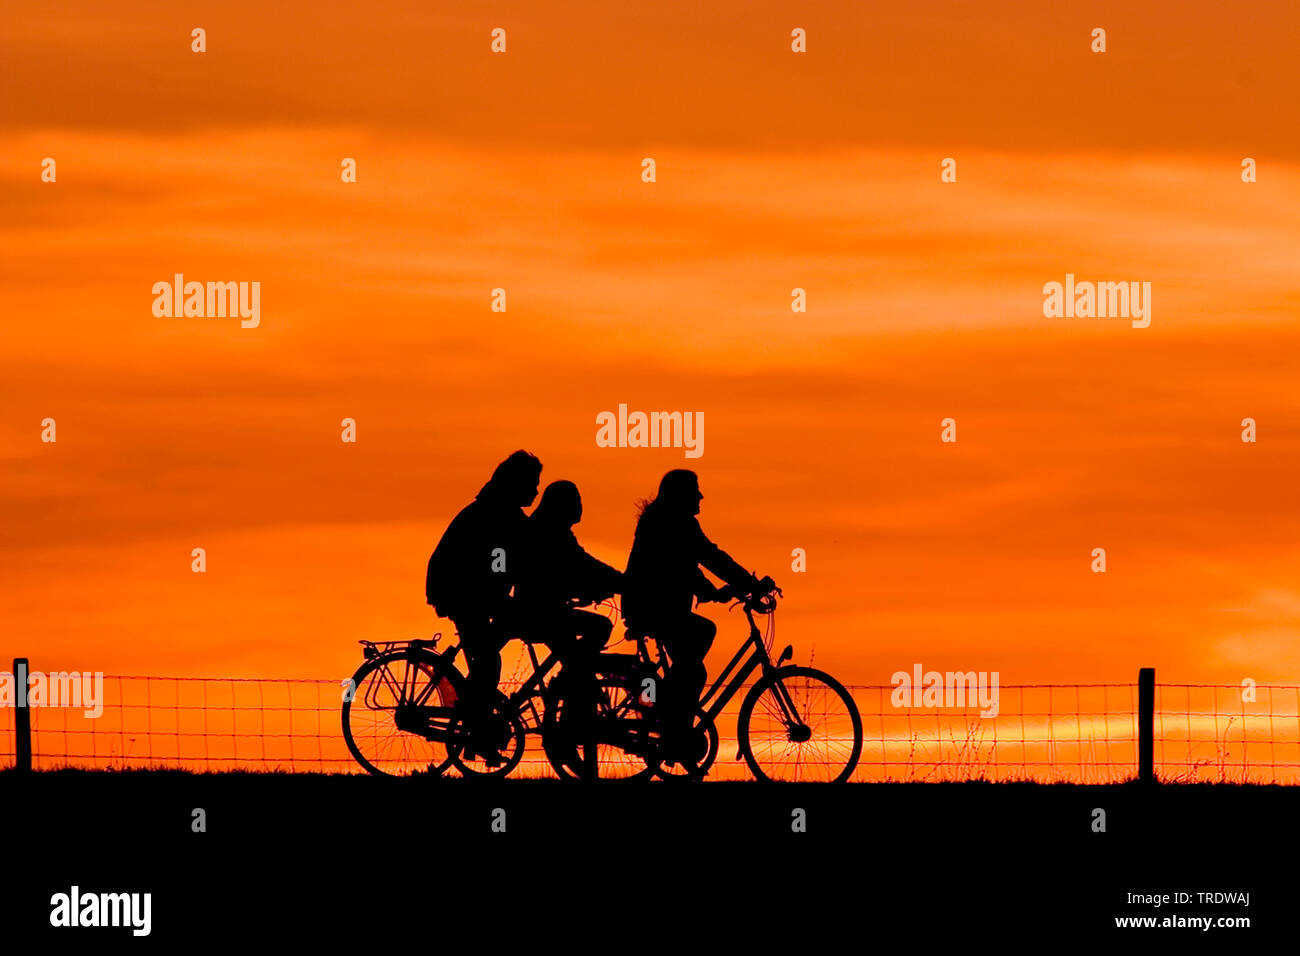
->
[2,665,1297,782]
[1153,683,1300,784]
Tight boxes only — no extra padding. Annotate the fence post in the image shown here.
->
[14,658,31,772]
[1138,667,1154,784]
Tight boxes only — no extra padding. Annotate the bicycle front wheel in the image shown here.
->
[737,666,862,783]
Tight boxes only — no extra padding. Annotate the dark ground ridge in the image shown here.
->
[1,769,1287,944]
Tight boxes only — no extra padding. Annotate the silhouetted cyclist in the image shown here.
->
[426,450,542,766]
[515,480,623,776]
[622,469,773,763]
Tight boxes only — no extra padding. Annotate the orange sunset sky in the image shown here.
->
[2,0,1299,692]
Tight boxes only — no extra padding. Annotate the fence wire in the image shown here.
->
[3,673,1296,782]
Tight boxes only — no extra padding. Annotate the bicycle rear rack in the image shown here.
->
[359,635,444,660]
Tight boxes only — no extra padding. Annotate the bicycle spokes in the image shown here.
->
[542,676,656,781]
[740,667,862,783]
[343,652,460,777]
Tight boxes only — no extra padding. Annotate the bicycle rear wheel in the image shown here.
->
[542,675,654,781]
[342,648,462,777]
[737,666,862,783]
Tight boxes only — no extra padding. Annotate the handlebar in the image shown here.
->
[724,580,780,614]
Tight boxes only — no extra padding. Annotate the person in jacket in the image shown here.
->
[622,469,773,765]
[426,450,542,765]
[514,480,622,777]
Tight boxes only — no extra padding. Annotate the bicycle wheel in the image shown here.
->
[447,692,526,778]
[342,648,462,777]
[737,666,862,783]
[649,713,719,782]
[541,675,654,781]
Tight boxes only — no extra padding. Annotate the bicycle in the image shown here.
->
[542,587,864,782]
[342,629,571,778]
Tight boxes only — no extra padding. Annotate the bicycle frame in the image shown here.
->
[430,636,567,735]
[357,637,563,738]
[507,641,564,732]
[696,606,773,726]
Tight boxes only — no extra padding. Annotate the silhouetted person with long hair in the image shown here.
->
[426,450,542,765]
[516,480,622,660]
[515,480,622,776]
[623,470,773,763]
